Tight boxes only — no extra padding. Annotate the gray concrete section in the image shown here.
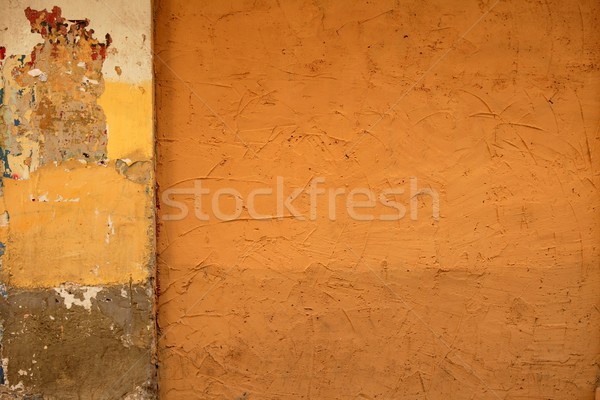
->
[0,283,156,399]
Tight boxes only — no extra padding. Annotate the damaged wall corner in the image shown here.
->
[0,1,156,398]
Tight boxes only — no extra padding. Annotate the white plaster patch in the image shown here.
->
[2,358,8,385]
[30,193,80,203]
[27,68,43,76]
[82,76,99,85]
[0,211,9,227]
[123,386,148,400]
[106,214,115,244]
[54,194,80,202]
[27,68,47,81]
[53,284,103,312]
[26,68,48,82]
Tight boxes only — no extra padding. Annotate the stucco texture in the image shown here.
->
[156,0,600,399]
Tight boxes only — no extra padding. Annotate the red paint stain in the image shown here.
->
[24,6,63,32]
[23,6,111,60]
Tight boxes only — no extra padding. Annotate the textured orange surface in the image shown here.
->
[156,1,600,398]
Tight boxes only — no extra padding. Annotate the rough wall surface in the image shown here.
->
[156,0,600,399]
[0,1,155,398]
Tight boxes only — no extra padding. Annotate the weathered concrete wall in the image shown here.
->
[156,0,600,399]
[0,1,155,398]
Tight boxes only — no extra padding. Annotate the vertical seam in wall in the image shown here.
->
[151,0,159,395]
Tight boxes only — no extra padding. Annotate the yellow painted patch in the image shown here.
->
[4,161,153,288]
[99,80,153,161]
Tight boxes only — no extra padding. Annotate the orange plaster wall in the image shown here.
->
[156,1,600,398]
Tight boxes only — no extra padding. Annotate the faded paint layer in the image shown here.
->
[100,81,153,161]
[156,0,600,399]
[2,160,152,288]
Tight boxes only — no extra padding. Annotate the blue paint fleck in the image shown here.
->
[13,119,20,127]
[0,365,4,384]
[0,88,3,105]
[0,148,13,179]
[0,242,5,257]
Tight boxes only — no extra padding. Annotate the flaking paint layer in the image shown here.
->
[0,2,154,288]
[0,2,155,397]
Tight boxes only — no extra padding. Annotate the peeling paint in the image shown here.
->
[1,6,111,180]
[0,3,155,397]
